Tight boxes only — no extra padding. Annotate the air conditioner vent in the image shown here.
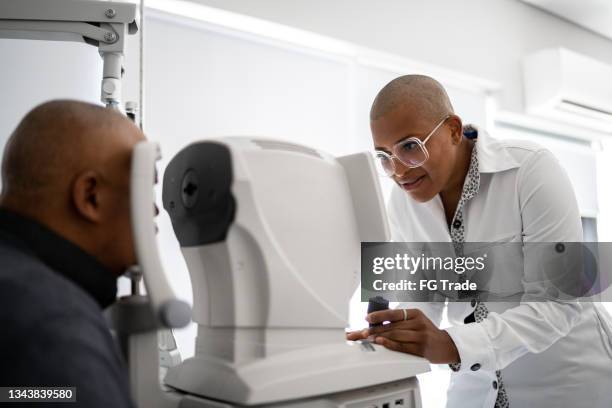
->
[523,48,612,134]
[559,99,612,118]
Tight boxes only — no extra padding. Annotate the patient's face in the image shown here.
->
[370,104,457,203]
[96,122,146,275]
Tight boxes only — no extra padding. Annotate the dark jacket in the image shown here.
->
[0,209,133,407]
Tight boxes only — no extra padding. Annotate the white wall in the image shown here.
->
[189,0,612,114]
[0,39,102,189]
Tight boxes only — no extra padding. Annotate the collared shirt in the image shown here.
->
[389,127,612,408]
[0,209,133,407]
[443,143,509,408]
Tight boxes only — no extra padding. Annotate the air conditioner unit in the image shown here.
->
[523,48,612,133]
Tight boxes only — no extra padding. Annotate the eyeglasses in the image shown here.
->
[374,115,450,177]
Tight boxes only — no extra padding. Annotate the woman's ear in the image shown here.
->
[447,115,464,145]
[71,170,103,223]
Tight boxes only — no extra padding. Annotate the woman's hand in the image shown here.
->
[350,308,460,364]
[346,328,369,341]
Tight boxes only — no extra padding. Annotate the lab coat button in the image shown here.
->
[453,220,462,229]
[492,381,498,389]
[470,363,481,371]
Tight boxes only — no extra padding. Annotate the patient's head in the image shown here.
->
[0,100,145,275]
[370,74,467,202]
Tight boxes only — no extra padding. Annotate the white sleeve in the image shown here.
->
[387,185,445,326]
[445,149,584,372]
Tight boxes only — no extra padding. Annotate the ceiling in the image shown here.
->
[521,0,612,41]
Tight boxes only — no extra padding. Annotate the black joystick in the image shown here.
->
[367,296,389,327]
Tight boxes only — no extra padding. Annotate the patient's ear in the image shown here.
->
[72,170,103,223]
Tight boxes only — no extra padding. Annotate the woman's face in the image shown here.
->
[370,104,462,202]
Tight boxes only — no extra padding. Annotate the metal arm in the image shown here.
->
[0,0,138,107]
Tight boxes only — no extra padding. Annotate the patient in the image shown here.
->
[0,100,143,407]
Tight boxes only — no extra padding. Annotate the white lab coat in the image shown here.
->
[390,128,612,407]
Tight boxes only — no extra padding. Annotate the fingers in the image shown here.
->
[374,336,421,356]
[373,329,422,343]
[367,308,422,325]
[367,319,424,335]
[366,309,404,325]
[346,329,368,341]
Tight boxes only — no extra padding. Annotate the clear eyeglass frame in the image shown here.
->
[374,115,450,176]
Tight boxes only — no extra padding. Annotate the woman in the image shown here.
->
[348,75,612,408]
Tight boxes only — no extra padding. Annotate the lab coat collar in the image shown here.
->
[470,125,520,173]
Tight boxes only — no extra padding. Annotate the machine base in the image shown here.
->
[165,341,429,406]
[177,377,422,408]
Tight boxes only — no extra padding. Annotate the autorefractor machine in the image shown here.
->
[0,1,430,407]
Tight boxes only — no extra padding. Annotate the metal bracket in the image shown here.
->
[0,0,138,107]
[0,20,117,44]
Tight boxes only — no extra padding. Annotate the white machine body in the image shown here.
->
[162,138,429,406]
